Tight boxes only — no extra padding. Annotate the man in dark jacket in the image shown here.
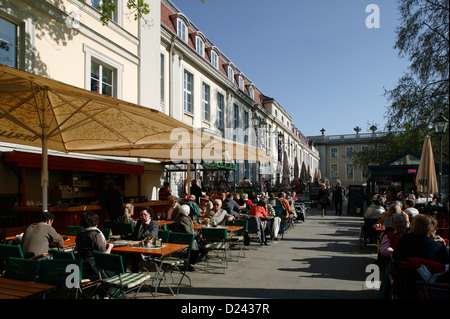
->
[129,206,159,273]
[332,182,346,216]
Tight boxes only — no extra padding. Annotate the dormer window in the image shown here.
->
[206,47,220,69]
[247,85,254,100]
[238,75,244,91]
[227,65,234,82]
[196,37,204,56]
[171,13,190,43]
[210,50,218,69]
[177,19,187,42]
[191,32,206,58]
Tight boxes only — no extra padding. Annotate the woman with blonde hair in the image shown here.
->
[393,214,449,264]
[122,203,136,226]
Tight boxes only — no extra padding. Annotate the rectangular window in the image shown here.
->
[346,163,354,180]
[361,146,369,152]
[90,60,115,97]
[238,76,244,91]
[0,17,18,68]
[233,104,239,129]
[211,51,218,69]
[330,147,338,158]
[228,66,234,82]
[90,0,118,22]
[183,71,193,113]
[330,163,338,180]
[248,86,254,100]
[346,147,354,158]
[196,37,204,57]
[217,93,224,128]
[160,54,164,102]
[202,83,210,121]
[177,20,187,42]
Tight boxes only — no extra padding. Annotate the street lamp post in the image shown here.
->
[433,113,449,198]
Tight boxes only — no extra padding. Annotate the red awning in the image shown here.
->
[3,151,144,175]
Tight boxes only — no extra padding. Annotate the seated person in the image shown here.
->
[204,199,234,225]
[242,193,254,210]
[198,195,213,215]
[379,213,408,256]
[223,193,245,214]
[163,195,182,220]
[403,199,419,220]
[76,211,114,280]
[122,203,136,226]
[393,214,449,264]
[129,206,160,273]
[20,211,64,260]
[172,205,199,270]
[365,198,386,220]
[377,203,410,233]
[248,199,269,219]
[182,195,202,222]
[266,202,281,240]
[130,206,159,240]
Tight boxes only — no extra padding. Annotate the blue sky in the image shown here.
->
[170,0,411,137]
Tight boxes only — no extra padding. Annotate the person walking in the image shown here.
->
[318,184,330,217]
[332,182,346,216]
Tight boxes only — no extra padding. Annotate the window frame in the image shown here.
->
[201,82,210,121]
[346,163,354,181]
[196,36,204,57]
[330,147,338,158]
[83,45,123,99]
[217,92,224,129]
[183,70,193,113]
[210,50,218,69]
[177,19,187,42]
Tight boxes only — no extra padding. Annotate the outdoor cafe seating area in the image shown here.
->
[0,196,306,299]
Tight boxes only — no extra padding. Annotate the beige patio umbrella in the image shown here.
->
[415,136,438,196]
[0,64,273,210]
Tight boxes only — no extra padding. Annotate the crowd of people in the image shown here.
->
[362,190,449,298]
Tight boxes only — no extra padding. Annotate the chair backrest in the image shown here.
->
[158,230,170,243]
[223,206,232,215]
[0,243,24,259]
[38,259,83,286]
[49,248,75,260]
[93,251,124,275]
[65,226,81,236]
[4,257,40,282]
[232,219,248,231]
[268,197,282,208]
[392,260,420,299]
[99,228,111,241]
[168,232,194,248]
[273,206,287,219]
[104,220,134,235]
[202,227,227,241]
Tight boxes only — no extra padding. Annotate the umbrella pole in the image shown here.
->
[41,87,49,212]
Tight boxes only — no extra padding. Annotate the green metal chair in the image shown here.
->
[103,220,134,236]
[227,218,248,260]
[38,258,84,298]
[154,232,194,294]
[4,257,40,282]
[65,226,81,236]
[202,227,230,274]
[99,228,111,241]
[0,243,24,275]
[49,248,76,260]
[157,229,170,243]
[93,251,151,299]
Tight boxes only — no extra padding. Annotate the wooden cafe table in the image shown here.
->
[0,277,55,299]
[112,242,188,295]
